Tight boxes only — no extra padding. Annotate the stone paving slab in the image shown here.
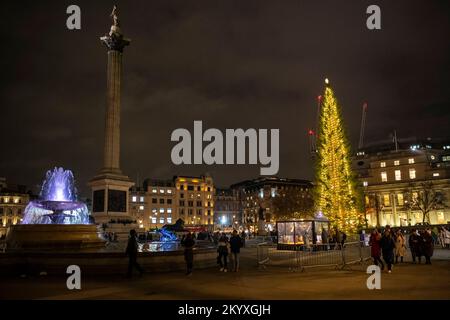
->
[1,249,449,300]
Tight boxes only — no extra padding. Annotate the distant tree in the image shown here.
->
[271,188,314,220]
[404,182,447,224]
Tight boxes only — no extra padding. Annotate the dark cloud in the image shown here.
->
[1,0,449,196]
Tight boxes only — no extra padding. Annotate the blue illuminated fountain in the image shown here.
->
[22,167,90,225]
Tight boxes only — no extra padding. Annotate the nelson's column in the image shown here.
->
[88,6,135,233]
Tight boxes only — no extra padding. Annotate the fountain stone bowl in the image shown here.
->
[5,167,106,252]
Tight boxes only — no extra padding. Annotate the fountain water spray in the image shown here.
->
[22,167,90,225]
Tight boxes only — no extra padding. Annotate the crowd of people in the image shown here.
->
[181,230,245,275]
[124,225,450,278]
[368,225,442,273]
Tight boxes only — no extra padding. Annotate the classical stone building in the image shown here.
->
[231,177,313,234]
[214,188,241,231]
[129,175,214,230]
[353,138,450,227]
[0,180,32,237]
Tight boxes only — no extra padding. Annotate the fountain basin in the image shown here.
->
[6,224,106,251]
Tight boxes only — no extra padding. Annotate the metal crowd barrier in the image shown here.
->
[257,241,371,272]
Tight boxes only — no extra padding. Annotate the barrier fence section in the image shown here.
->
[257,241,372,271]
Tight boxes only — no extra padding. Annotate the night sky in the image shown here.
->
[1,0,449,197]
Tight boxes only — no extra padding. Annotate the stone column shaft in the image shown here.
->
[103,50,122,173]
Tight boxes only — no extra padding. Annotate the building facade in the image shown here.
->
[0,180,31,237]
[231,177,313,233]
[129,175,214,230]
[354,138,450,227]
[214,188,241,231]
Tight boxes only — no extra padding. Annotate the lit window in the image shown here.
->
[259,188,264,198]
[381,172,388,182]
[380,162,386,168]
[139,205,144,210]
[363,181,368,187]
[383,194,390,206]
[152,208,157,213]
[409,169,416,179]
[395,170,401,181]
[397,194,404,206]
[132,196,137,202]
[139,196,144,202]
[167,208,172,214]
[160,189,165,194]
[167,189,172,194]
[159,208,164,213]
[394,160,400,166]
[167,217,172,224]
[408,158,414,164]
[433,173,440,177]
[151,217,157,223]
[152,189,157,193]
[443,156,450,162]
[159,218,164,224]
[271,188,276,197]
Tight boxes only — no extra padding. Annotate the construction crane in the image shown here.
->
[308,129,316,156]
[309,95,322,158]
[358,102,368,150]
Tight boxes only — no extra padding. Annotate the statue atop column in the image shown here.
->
[101,5,131,52]
[111,5,120,28]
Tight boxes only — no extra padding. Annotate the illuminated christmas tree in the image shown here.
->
[315,79,364,234]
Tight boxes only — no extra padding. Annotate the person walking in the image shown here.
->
[421,229,434,265]
[181,232,195,276]
[229,230,242,272]
[369,229,384,270]
[241,230,246,248]
[380,227,396,273]
[394,229,407,264]
[125,229,144,278]
[408,229,421,263]
[217,232,229,272]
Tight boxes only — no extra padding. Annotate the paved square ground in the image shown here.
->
[1,248,449,300]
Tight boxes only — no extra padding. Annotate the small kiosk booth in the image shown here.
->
[276,217,330,250]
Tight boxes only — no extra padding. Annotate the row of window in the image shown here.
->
[179,208,213,216]
[380,169,440,182]
[381,169,415,182]
[180,193,212,199]
[380,158,415,167]
[0,208,21,215]
[150,188,173,194]
[0,198,23,204]
[150,217,172,224]
[379,193,414,207]
[151,208,173,214]
[179,200,213,207]
[152,198,173,204]
[177,185,212,192]
[131,196,145,203]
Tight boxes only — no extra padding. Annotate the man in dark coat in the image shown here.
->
[408,229,421,263]
[421,229,434,265]
[380,227,396,273]
[125,229,143,278]
[181,232,195,275]
[229,230,242,272]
